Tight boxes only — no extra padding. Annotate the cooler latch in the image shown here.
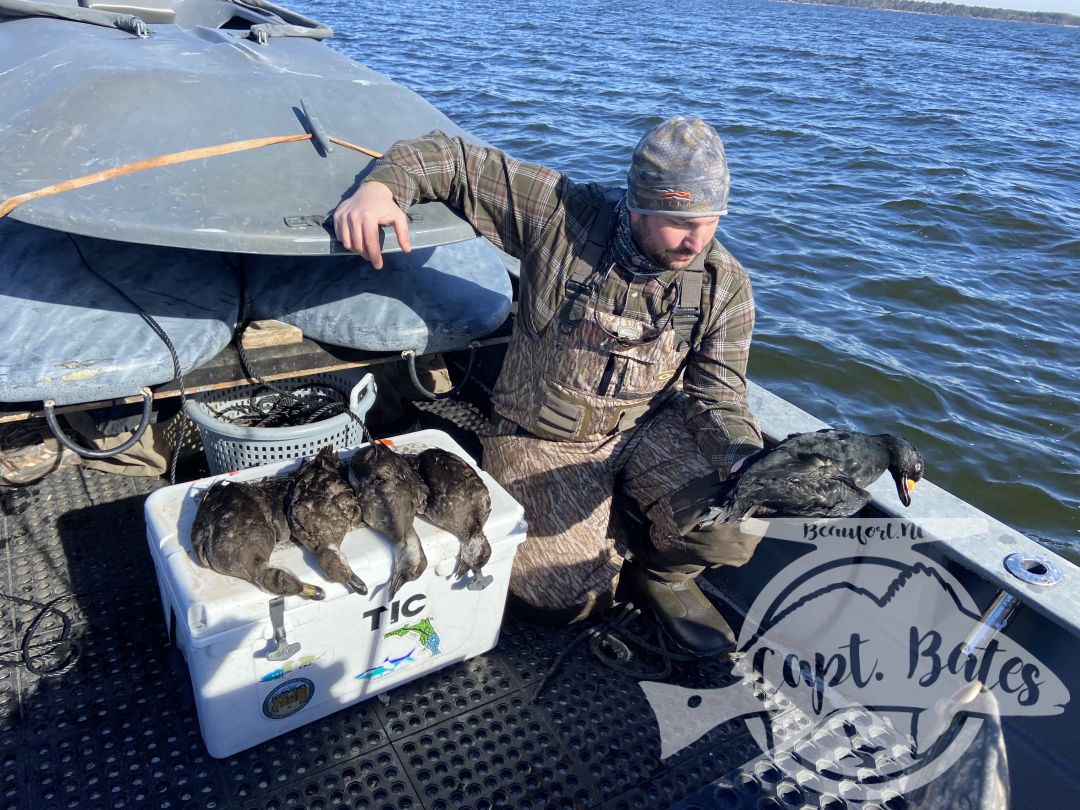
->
[266,597,301,662]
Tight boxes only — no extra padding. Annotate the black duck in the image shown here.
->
[703,429,924,525]
[286,446,367,594]
[410,448,492,580]
[191,476,325,600]
[347,442,429,599]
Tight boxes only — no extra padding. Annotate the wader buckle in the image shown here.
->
[559,279,592,332]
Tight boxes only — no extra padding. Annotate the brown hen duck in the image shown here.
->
[409,448,491,581]
[347,442,429,599]
[286,446,367,594]
[191,476,324,600]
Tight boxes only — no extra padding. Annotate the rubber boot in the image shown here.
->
[618,472,761,654]
[625,563,735,654]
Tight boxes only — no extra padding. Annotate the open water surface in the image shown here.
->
[297,0,1078,558]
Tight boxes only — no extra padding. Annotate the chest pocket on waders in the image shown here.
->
[537,308,691,439]
[592,319,690,435]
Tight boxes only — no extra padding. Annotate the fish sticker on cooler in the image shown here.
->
[355,648,418,681]
[355,617,441,682]
[259,653,323,683]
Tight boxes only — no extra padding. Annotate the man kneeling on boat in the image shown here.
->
[334,117,765,654]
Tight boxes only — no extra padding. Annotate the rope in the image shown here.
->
[529,602,726,702]
[0,133,383,219]
[327,136,383,158]
[66,236,190,481]
[210,384,348,428]
[0,591,81,677]
[228,322,376,446]
[223,322,339,427]
[141,313,187,484]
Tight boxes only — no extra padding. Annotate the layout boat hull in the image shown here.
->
[0,0,512,407]
[0,0,479,255]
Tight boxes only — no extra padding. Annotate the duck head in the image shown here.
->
[348,441,411,491]
[886,436,924,507]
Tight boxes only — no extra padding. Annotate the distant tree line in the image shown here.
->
[777,0,1080,26]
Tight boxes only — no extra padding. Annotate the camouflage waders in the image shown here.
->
[481,197,764,620]
[483,394,764,619]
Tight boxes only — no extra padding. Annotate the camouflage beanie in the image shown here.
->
[626,117,730,217]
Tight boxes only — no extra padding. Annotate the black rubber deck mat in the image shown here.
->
[671,708,924,810]
[394,695,594,810]
[2,462,911,810]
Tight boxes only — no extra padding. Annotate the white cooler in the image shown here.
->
[144,429,526,758]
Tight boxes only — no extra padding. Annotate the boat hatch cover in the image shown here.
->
[0,0,482,255]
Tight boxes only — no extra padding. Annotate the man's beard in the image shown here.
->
[647,247,698,272]
[632,224,699,272]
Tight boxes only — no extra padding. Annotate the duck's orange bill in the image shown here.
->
[376,438,395,447]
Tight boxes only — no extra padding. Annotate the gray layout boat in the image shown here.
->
[0,0,512,408]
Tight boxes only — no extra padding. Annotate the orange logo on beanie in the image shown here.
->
[661,190,693,201]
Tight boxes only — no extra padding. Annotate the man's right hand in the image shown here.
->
[332,181,412,269]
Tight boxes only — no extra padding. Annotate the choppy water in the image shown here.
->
[297,0,1079,558]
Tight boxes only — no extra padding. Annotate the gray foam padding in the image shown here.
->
[245,237,512,354]
[0,218,239,405]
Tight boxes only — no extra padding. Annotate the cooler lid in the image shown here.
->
[143,430,526,641]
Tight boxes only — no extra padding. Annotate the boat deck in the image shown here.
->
[0,406,929,810]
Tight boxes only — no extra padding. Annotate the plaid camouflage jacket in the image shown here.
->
[365,131,762,470]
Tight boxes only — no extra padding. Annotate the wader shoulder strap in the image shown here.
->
[554,193,709,349]
[674,258,705,351]
[558,190,621,331]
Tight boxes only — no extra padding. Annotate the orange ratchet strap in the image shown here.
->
[0,133,383,219]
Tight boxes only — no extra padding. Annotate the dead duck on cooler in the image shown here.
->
[285,445,368,595]
[409,448,492,586]
[191,476,325,600]
[347,442,430,599]
[700,429,925,526]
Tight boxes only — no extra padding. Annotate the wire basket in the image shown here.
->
[184,371,377,475]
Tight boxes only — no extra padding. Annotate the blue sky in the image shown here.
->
[973,0,1080,12]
